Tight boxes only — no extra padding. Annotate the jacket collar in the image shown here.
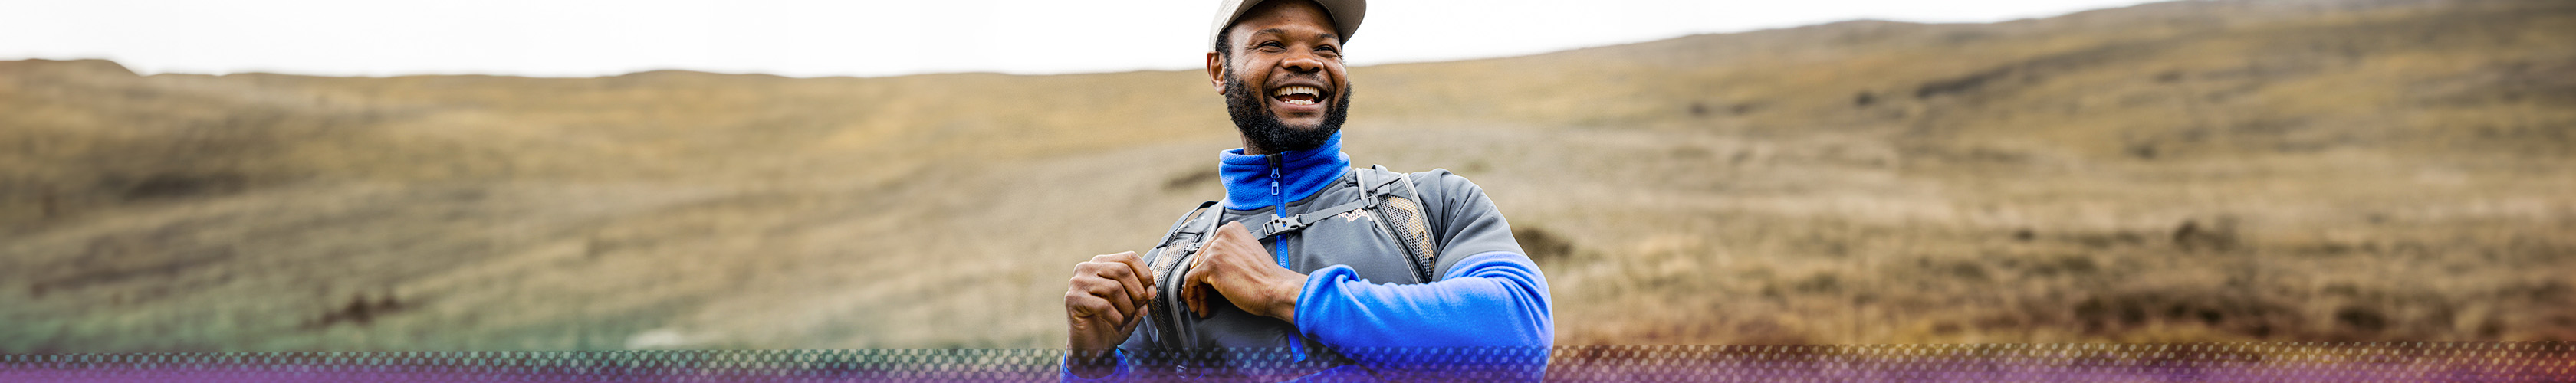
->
[1217,133,1350,211]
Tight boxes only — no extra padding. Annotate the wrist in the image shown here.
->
[1267,270,1308,322]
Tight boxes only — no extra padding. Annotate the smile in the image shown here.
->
[1271,85,1326,106]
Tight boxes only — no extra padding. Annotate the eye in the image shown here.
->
[1256,41,1285,51]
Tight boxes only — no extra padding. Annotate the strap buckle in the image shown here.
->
[1266,214,1306,235]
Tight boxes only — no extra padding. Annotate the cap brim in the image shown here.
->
[1208,0,1366,51]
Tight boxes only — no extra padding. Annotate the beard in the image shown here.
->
[1223,70,1351,153]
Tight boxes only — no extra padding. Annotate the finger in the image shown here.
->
[1181,260,1212,318]
[1074,273,1138,321]
[1092,276,1142,321]
[1217,221,1252,239]
[1178,271,1196,316]
[1097,251,1155,303]
[1085,258,1147,306]
[1186,232,1225,275]
[1065,290,1125,326]
[1117,304,1149,334]
[1204,221,1257,267]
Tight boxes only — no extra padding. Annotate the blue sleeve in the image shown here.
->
[1059,349,1131,382]
[1294,250,1553,376]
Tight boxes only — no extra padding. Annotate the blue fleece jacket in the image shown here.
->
[1066,133,1553,381]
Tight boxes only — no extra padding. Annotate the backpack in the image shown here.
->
[1137,165,1440,347]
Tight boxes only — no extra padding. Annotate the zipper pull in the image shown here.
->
[1268,153,1290,267]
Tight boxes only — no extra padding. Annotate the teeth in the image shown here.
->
[1272,86,1322,105]
[1271,86,1321,97]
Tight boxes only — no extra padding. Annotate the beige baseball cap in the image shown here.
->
[1208,0,1367,52]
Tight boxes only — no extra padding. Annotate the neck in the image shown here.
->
[1240,136,1272,155]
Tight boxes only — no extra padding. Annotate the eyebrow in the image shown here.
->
[1253,28,1341,44]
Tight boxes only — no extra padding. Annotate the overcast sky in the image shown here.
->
[0,0,2160,78]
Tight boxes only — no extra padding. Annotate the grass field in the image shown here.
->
[2,0,2570,352]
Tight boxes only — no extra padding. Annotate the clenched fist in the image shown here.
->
[1180,221,1309,323]
[1064,250,1154,376]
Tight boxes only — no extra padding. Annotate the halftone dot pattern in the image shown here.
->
[1546,342,2572,382]
[0,342,2565,382]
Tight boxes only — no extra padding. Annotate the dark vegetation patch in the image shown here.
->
[1792,273,1842,294]
[1163,168,1218,192]
[2063,231,2150,249]
[1914,41,2166,100]
[118,171,248,201]
[1916,67,2016,99]
[2072,289,2298,337]
[2172,218,2240,252]
[1513,225,1576,265]
[2334,306,2387,333]
[310,292,410,329]
[2006,254,2100,277]
[1941,260,1989,282]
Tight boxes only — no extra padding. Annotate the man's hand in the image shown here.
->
[1065,250,1155,375]
[1181,222,1309,323]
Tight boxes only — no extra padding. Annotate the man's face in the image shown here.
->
[1207,0,1351,153]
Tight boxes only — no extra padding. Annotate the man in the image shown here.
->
[1063,0,1552,381]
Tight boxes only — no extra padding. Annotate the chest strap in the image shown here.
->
[1225,198,1374,238]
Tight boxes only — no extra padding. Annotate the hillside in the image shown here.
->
[2,0,2570,352]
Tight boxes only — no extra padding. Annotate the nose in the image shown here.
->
[1281,51,1323,74]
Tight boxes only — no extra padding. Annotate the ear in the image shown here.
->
[1205,51,1227,94]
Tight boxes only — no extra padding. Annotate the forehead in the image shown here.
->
[1230,0,1339,41]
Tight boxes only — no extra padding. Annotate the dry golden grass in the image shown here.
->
[1,0,2570,352]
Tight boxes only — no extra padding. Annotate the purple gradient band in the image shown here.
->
[4,342,2568,382]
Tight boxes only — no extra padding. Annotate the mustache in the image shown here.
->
[1263,74,1331,88]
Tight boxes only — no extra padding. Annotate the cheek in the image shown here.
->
[1244,67,1274,85]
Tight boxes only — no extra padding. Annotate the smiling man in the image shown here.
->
[1060,0,1553,381]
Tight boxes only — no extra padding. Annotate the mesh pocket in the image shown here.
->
[1377,195,1438,282]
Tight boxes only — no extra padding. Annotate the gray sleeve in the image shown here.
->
[1410,169,1525,278]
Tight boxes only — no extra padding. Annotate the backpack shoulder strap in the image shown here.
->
[1139,201,1221,349]
[1361,165,1441,283]
[1149,201,1224,280]
[1163,201,1221,237]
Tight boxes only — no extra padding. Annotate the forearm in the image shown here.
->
[1294,251,1554,348]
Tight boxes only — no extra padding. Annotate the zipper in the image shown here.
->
[1268,154,1287,268]
[1267,153,1306,362]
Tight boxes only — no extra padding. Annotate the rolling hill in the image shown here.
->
[2,0,2570,351]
